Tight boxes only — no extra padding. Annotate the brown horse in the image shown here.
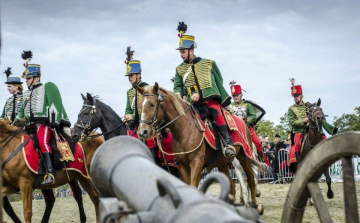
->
[298,99,334,203]
[136,83,262,211]
[0,120,104,223]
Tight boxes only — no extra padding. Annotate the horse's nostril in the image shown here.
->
[72,134,78,139]
[143,130,148,135]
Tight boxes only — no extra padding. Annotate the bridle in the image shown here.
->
[139,92,192,134]
[307,105,326,132]
[74,103,125,141]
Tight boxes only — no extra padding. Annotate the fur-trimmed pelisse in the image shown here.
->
[4,67,12,78]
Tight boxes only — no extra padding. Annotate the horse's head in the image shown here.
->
[72,93,103,142]
[306,98,326,129]
[137,82,169,139]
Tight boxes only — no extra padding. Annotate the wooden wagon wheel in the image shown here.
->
[282,132,360,223]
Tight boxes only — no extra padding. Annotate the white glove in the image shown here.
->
[225,104,234,114]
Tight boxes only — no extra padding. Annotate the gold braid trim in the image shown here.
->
[176,59,213,90]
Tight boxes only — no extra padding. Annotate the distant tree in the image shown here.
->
[333,106,360,133]
[256,120,275,140]
[279,112,291,132]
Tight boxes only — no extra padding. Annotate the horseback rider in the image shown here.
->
[230,82,265,160]
[12,51,71,185]
[0,68,24,122]
[123,46,157,151]
[173,22,235,158]
[287,79,337,169]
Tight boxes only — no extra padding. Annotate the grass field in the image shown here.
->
[3,182,360,223]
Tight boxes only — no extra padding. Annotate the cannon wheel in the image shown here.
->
[282,132,360,223]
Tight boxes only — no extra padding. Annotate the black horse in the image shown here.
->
[71,93,181,178]
[300,99,334,204]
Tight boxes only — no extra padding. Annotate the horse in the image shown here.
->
[3,179,86,223]
[0,120,104,223]
[298,99,334,205]
[71,93,181,178]
[136,83,263,213]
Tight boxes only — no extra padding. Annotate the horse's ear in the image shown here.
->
[81,93,86,101]
[135,85,145,95]
[152,82,159,94]
[317,98,321,106]
[86,93,93,102]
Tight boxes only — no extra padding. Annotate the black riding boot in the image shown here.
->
[295,152,301,164]
[218,125,235,158]
[41,152,55,185]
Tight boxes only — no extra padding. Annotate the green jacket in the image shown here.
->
[232,100,256,125]
[287,102,337,135]
[173,56,231,107]
[15,82,70,128]
[125,81,149,120]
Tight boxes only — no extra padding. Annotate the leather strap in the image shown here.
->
[2,137,31,169]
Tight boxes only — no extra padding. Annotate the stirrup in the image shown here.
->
[41,173,55,185]
[224,145,236,158]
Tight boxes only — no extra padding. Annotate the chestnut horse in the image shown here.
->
[0,120,104,223]
[136,83,261,211]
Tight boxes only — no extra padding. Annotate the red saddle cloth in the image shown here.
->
[200,108,254,160]
[157,133,174,163]
[22,135,90,179]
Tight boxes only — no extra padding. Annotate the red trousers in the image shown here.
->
[203,99,226,126]
[289,133,326,165]
[248,127,263,152]
[127,130,156,149]
[36,123,52,153]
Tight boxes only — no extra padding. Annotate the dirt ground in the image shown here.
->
[3,182,360,223]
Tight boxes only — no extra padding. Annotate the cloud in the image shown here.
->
[1,0,359,127]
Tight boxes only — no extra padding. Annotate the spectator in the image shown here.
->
[273,134,286,183]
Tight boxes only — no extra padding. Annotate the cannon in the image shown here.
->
[90,136,262,223]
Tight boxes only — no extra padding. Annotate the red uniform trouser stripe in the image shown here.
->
[204,99,226,126]
[248,127,262,152]
[36,123,52,153]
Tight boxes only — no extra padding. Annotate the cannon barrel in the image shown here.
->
[91,136,257,223]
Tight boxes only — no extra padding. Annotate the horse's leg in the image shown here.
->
[19,179,34,223]
[252,166,261,197]
[218,165,235,199]
[324,167,334,199]
[189,157,204,187]
[232,159,247,204]
[40,189,55,223]
[179,162,191,184]
[3,196,22,223]
[69,179,87,223]
[77,176,99,221]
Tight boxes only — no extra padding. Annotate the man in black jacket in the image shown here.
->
[272,134,286,183]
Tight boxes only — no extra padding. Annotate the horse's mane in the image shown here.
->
[144,87,186,116]
[0,120,19,135]
[85,94,123,121]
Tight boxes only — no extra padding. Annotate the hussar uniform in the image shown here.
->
[13,51,71,185]
[124,47,156,149]
[1,68,23,122]
[287,81,337,169]
[173,22,235,158]
[230,84,264,155]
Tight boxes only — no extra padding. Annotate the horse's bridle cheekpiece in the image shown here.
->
[74,104,98,141]
[139,92,166,133]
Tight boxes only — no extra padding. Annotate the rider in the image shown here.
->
[0,68,24,122]
[13,51,71,185]
[287,79,337,170]
[230,82,264,159]
[123,46,157,151]
[173,22,235,158]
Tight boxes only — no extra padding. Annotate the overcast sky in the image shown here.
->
[1,0,359,128]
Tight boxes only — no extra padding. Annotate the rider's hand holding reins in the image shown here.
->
[124,114,133,121]
[191,93,200,102]
[12,117,28,127]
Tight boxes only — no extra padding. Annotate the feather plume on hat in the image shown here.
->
[4,67,12,79]
[177,21,187,36]
[229,80,236,86]
[21,50,33,63]
[125,46,134,64]
[290,78,295,86]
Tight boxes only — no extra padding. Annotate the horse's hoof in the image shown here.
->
[327,191,334,199]
[257,204,264,215]
[255,189,261,197]
[308,198,314,206]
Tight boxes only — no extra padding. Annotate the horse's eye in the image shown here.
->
[150,103,155,107]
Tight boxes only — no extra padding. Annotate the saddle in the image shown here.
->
[21,127,90,179]
[191,105,254,160]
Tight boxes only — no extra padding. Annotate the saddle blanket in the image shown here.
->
[21,135,90,179]
[201,109,254,160]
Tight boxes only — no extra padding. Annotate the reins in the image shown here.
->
[0,126,24,151]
